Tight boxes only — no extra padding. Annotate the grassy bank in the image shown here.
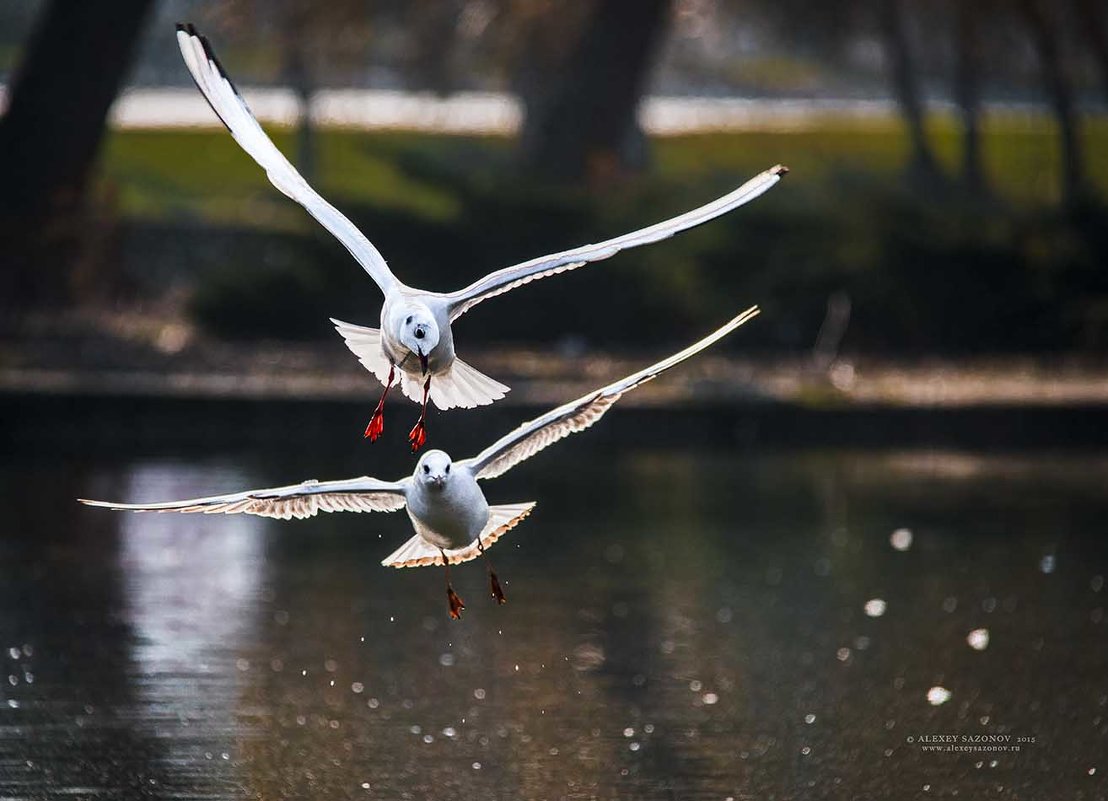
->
[93,113,1108,353]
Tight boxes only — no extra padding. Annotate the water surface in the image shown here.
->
[1,439,1105,799]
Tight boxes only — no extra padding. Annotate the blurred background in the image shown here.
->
[1,0,1107,366]
[2,3,1108,799]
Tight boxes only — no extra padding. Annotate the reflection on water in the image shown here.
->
[0,444,1105,799]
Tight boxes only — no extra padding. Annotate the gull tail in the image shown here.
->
[331,318,393,387]
[381,502,536,568]
[332,317,509,410]
[426,357,509,411]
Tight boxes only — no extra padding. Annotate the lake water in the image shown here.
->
[1,425,1105,799]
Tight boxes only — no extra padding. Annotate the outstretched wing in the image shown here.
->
[443,166,785,320]
[462,306,760,480]
[79,476,408,521]
[176,24,399,294]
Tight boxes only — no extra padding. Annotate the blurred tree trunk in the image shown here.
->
[406,0,463,96]
[1016,0,1085,205]
[876,0,944,187]
[954,0,987,194]
[281,0,315,181]
[0,0,154,310]
[1072,0,1108,104]
[519,0,672,185]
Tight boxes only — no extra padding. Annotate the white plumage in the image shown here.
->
[175,24,784,444]
[80,307,760,594]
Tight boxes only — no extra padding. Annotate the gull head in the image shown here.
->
[415,449,453,490]
[398,305,440,374]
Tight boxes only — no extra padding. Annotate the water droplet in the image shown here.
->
[442,727,456,738]
[1092,576,1104,593]
[942,596,958,613]
[474,688,486,700]
[629,742,640,751]
[864,598,887,617]
[801,746,811,755]
[702,692,719,705]
[423,734,434,744]
[472,762,482,770]
[367,698,379,709]
[715,607,733,624]
[1040,554,1056,574]
[927,686,952,705]
[361,782,371,790]
[623,727,635,737]
[836,647,851,662]
[410,725,422,735]
[689,680,702,692]
[351,682,364,694]
[967,629,990,651]
[805,713,816,724]
[644,723,655,733]
[439,653,455,667]
[890,529,913,551]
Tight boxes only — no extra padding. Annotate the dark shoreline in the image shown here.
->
[6,390,1108,453]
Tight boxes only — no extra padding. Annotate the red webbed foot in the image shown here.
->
[364,364,395,442]
[408,420,428,452]
[447,586,466,620]
[364,409,385,441]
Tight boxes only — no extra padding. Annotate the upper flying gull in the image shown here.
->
[176,23,785,451]
[80,306,759,619]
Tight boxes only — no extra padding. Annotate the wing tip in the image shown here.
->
[772,164,789,177]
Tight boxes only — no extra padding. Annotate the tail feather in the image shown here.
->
[381,502,535,568]
[331,318,392,387]
[333,317,509,410]
[428,357,510,411]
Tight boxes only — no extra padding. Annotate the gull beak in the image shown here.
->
[419,349,429,375]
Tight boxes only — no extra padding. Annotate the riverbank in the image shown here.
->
[6,317,1108,453]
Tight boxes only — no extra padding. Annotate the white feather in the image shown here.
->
[381,502,536,568]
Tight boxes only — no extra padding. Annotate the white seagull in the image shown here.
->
[175,24,786,451]
[80,306,759,619]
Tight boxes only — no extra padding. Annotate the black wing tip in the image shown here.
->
[175,22,228,78]
[772,164,790,176]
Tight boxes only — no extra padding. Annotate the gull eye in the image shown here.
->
[406,316,413,325]
[445,464,450,474]
[423,465,430,474]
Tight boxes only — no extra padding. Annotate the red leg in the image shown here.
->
[477,538,507,605]
[408,376,432,452]
[364,364,395,441]
[442,549,465,620]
